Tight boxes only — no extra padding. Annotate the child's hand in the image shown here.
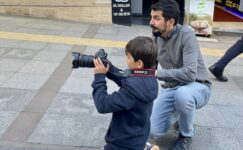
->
[93,58,109,74]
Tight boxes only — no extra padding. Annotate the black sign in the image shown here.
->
[215,0,226,6]
[112,0,132,26]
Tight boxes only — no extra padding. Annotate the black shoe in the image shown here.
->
[209,65,228,82]
[172,134,192,150]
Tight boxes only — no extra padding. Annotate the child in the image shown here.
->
[92,36,158,150]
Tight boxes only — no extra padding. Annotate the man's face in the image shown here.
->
[150,10,168,37]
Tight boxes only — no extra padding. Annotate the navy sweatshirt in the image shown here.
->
[92,68,158,150]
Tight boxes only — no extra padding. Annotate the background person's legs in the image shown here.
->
[215,37,243,70]
[209,37,243,81]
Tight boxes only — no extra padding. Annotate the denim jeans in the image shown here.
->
[215,37,243,71]
[150,82,211,138]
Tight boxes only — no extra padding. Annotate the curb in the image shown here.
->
[0,141,100,150]
[213,28,243,36]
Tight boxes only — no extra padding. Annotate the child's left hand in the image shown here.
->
[93,58,109,74]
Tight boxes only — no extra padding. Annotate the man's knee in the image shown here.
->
[174,87,195,110]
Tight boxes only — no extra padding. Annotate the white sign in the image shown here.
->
[115,0,129,2]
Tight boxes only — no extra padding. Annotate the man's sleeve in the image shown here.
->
[92,74,136,114]
[157,30,198,83]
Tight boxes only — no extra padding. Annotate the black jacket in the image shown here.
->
[92,68,158,150]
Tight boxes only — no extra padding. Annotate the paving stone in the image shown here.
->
[60,77,93,94]
[0,47,9,56]
[0,88,36,112]
[47,93,94,115]
[33,50,67,63]
[68,23,90,32]
[0,111,19,138]
[97,25,119,35]
[227,65,243,77]
[60,75,119,94]
[28,113,110,147]
[70,68,94,78]
[18,60,60,75]
[191,126,242,150]
[211,88,243,106]
[116,32,138,42]
[0,143,24,150]
[232,127,243,142]
[37,29,63,36]
[219,106,243,129]
[194,105,230,128]
[42,24,68,31]
[22,22,48,30]
[239,139,243,149]
[0,71,13,85]
[0,58,28,72]
[110,48,126,56]
[0,39,22,49]
[42,44,73,53]
[2,48,39,60]
[209,77,240,90]
[107,55,127,68]
[60,31,84,38]
[14,27,41,34]
[0,73,49,90]
[24,144,81,150]
[14,41,47,51]
[94,33,117,41]
[0,24,19,32]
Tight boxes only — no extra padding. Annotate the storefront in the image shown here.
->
[114,0,185,25]
[214,0,243,22]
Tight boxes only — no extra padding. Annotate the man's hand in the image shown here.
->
[93,58,109,74]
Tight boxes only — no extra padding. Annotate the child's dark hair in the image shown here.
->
[125,36,158,68]
[151,0,180,26]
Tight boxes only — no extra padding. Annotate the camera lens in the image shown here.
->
[79,55,95,68]
[72,52,95,68]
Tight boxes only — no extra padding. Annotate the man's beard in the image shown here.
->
[151,25,161,37]
[151,25,166,37]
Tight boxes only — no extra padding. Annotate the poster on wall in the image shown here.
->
[112,0,132,25]
[185,0,215,37]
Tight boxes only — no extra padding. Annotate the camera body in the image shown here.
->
[72,49,109,68]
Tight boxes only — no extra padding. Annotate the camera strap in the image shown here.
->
[129,69,156,77]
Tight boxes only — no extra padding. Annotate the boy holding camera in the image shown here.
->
[92,36,158,150]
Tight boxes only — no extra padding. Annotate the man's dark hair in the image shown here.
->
[151,0,180,25]
[125,36,158,68]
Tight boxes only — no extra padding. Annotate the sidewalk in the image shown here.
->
[0,15,243,150]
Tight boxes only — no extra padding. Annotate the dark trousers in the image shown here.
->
[215,37,243,70]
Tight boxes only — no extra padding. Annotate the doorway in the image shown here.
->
[131,0,152,25]
[131,0,185,25]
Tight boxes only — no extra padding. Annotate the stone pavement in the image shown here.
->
[0,15,243,150]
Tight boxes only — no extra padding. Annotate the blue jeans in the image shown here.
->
[150,82,211,138]
[215,37,243,71]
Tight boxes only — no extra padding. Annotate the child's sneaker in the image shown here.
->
[144,142,160,150]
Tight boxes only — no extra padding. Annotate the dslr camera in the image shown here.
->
[72,49,110,68]
[72,49,156,78]
[72,49,129,78]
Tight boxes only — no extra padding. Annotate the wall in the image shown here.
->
[0,0,112,24]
